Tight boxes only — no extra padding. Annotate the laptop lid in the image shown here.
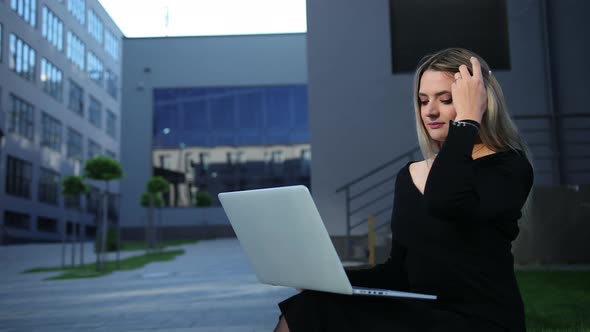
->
[219,185,353,295]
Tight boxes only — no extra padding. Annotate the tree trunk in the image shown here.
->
[80,207,85,265]
[61,224,66,268]
[71,221,76,267]
[99,182,110,271]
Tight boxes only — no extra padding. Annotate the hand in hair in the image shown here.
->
[451,56,487,124]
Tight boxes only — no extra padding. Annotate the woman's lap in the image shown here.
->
[278,291,507,332]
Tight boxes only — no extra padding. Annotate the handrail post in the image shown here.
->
[368,215,375,267]
[345,187,351,259]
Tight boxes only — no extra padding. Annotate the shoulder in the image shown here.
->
[477,149,534,185]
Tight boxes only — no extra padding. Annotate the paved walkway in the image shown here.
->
[0,239,296,332]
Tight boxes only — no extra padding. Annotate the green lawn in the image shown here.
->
[517,270,590,332]
[23,249,184,280]
[118,239,198,251]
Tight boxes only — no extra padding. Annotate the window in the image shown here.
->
[41,112,62,152]
[68,79,84,116]
[87,51,103,85]
[66,127,83,160]
[88,96,102,128]
[4,211,31,230]
[9,34,36,82]
[88,9,103,44]
[88,139,101,159]
[40,58,63,101]
[65,194,81,210]
[106,109,116,139]
[66,31,85,70]
[42,6,63,51]
[105,150,117,160]
[105,29,119,61]
[37,216,58,233]
[86,185,100,214]
[10,0,37,27]
[68,0,85,25]
[39,167,60,205]
[105,69,118,99]
[5,155,32,199]
[8,94,35,141]
[0,24,3,62]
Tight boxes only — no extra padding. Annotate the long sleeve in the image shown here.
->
[345,239,409,290]
[423,120,533,224]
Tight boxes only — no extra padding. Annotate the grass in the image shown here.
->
[118,239,198,252]
[516,270,590,332]
[23,249,185,280]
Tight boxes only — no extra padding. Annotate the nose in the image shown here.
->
[424,103,439,119]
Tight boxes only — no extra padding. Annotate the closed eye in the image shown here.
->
[419,100,428,106]
[441,99,453,105]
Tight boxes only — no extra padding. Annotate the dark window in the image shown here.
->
[68,79,84,116]
[8,94,35,141]
[86,186,100,214]
[37,216,58,233]
[87,51,103,85]
[87,139,101,159]
[105,69,118,99]
[65,194,81,210]
[5,155,32,199]
[89,96,102,128]
[38,167,60,205]
[66,127,83,161]
[106,110,117,139]
[3,211,31,230]
[41,112,62,152]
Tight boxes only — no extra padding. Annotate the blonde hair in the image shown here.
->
[412,48,529,160]
[413,47,533,219]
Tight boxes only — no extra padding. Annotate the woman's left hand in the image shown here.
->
[451,56,487,124]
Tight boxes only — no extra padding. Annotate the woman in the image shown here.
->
[274,48,534,331]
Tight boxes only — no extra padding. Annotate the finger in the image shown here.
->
[454,72,462,80]
[471,56,483,79]
[459,64,471,80]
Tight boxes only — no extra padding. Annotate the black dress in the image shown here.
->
[278,120,534,332]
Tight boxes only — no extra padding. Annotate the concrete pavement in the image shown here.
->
[0,239,297,332]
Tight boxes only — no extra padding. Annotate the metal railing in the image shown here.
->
[335,112,590,259]
[335,147,421,258]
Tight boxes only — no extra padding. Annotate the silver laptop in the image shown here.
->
[218,185,436,300]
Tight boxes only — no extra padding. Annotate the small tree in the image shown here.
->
[84,155,124,271]
[194,190,213,207]
[142,176,169,252]
[62,175,89,267]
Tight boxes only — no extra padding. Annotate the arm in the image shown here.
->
[423,121,533,222]
[345,239,409,290]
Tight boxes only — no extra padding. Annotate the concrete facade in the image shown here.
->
[0,0,123,243]
[306,0,590,237]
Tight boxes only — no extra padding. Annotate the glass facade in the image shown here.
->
[66,31,85,70]
[9,34,36,82]
[8,94,35,141]
[11,0,37,27]
[5,155,33,199]
[68,79,84,116]
[41,112,63,152]
[41,58,64,101]
[152,85,310,207]
[38,167,60,205]
[42,6,64,51]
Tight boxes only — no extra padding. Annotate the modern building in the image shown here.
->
[0,0,123,243]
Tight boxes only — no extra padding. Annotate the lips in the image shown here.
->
[428,122,444,129]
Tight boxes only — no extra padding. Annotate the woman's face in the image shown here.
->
[418,70,457,144]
